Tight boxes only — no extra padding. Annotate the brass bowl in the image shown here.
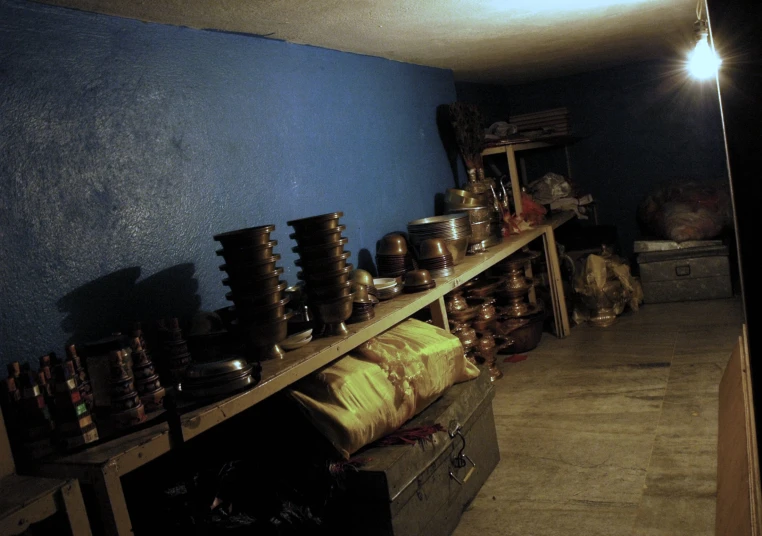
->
[352,284,371,303]
[449,323,478,351]
[444,236,470,265]
[352,268,374,287]
[225,281,287,306]
[472,317,497,333]
[284,281,306,303]
[213,225,275,248]
[466,276,504,298]
[237,311,294,361]
[445,188,485,207]
[222,267,285,292]
[287,212,343,233]
[310,294,354,323]
[351,281,378,298]
[377,234,408,256]
[495,309,545,352]
[234,296,291,323]
[308,280,353,301]
[294,251,351,274]
[502,277,534,292]
[449,306,478,323]
[292,238,348,261]
[219,254,281,278]
[419,238,450,260]
[216,240,278,264]
[297,264,354,286]
[289,225,346,246]
[404,269,434,287]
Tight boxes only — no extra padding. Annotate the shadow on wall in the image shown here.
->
[57,264,201,346]
[436,104,460,189]
[356,249,377,277]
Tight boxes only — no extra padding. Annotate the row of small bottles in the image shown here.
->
[2,345,97,459]
[0,320,182,460]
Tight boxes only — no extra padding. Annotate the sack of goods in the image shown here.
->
[287,319,479,459]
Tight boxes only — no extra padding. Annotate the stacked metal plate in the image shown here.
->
[178,356,256,399]
[407,214,471,265]
[374,278,402,300]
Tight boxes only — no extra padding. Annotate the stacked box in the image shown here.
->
[637,243,732,303]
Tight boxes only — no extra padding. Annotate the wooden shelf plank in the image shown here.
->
[547,210,576,230]
[179,225,549,441]
[37,423,171,477]
[482,135,582,155]
[39,222,570,470]
[33,223,572,536]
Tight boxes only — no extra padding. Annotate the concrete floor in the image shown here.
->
[453,298,744,536]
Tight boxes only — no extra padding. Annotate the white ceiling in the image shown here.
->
[35,0,698,84]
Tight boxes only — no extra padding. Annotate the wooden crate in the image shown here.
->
[510,107,571,137]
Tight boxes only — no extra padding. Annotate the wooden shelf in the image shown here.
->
[0,475,91,536]
[547,210,576,230]
[482,135,582,156]
[37,423,172,478]
[34,221,573,536]
[180,224,550,441]
[482,137,581,217]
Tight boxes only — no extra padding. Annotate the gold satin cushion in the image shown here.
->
[288,319,480,459]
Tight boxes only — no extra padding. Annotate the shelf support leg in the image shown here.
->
[506,146,523,216]
[60,479,92,536]
[91,463,132,536]
[542,226,570,338]
[524,261,537,304]
[429,296,449,330]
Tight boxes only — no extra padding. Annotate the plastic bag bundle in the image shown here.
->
[528,172,573,205]
[287,319,479,459]
[572,249,643,325]
[638,181,732,242]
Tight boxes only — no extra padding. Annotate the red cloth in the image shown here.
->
[375,423,445,446]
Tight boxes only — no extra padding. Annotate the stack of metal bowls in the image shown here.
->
[376,233,413,280]
[417,238,455,278]
[288,212,353,338]
[214,225,292,361]
[444,188,502,253]
[407,214,471,265]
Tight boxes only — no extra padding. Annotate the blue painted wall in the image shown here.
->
[0,0,458,366]
[457,61,728,257]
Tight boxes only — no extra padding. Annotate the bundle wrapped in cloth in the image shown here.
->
[287,319,479,459]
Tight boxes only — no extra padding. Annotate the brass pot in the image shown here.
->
[213,225,275,249]
[287,212,343,233]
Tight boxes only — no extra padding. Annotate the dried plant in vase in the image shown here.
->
[448,102,486,182]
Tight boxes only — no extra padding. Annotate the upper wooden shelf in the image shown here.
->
[481,135,583,156]
[547,210,576,230]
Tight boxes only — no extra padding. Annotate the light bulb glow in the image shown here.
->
[688,35,721,80]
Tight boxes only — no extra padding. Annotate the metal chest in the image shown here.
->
[334,371,499,536]
[637,245,732,303]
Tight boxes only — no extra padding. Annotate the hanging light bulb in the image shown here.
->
[687,9,721,80]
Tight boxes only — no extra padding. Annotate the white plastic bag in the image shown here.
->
[528,172,572,204]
